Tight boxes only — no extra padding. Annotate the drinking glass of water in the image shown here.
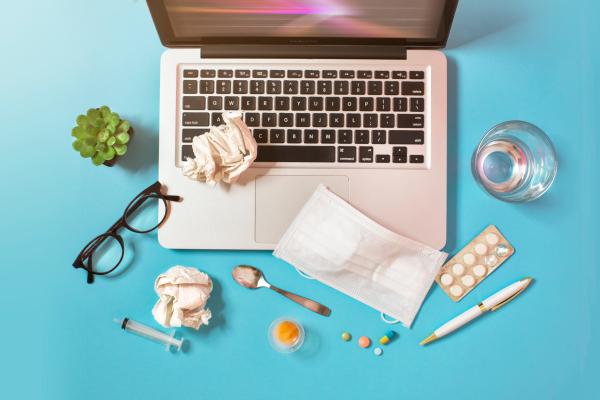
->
[472,121,558,202]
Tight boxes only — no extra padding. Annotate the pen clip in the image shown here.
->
[490,278,532,312]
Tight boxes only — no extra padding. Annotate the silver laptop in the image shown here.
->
[147,0,457,250]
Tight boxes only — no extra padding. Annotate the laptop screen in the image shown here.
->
[148,0,457,47]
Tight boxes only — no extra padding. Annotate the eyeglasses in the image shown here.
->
[73,181,182,284]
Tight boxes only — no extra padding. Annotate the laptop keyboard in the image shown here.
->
[178,64,428,168]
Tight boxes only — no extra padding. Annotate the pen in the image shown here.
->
[420,277,533,345]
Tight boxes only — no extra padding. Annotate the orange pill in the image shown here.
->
[358,336,371,348]
[275,320,301,346]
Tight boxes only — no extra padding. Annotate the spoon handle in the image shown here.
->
[269,285,331,317]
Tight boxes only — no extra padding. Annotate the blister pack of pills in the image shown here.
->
[436,225,515,302]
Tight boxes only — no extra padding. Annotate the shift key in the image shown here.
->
[182,112,210,126]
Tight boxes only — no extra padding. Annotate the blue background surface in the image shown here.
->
[1,1,598,399]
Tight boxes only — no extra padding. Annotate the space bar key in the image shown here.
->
[256,146,336,162]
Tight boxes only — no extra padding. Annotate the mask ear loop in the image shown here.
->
[380,313,400,324]
[295,268,315,280]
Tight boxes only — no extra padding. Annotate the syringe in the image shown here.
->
[114,317,184,352]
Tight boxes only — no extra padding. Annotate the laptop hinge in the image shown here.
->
[199,45,407,60]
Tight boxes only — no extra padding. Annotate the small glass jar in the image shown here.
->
[472,121,558,202]
[268,317,305,353]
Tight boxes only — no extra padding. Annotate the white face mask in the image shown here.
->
[274,185,447,328]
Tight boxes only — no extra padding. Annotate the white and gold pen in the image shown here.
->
[420,277,533,345]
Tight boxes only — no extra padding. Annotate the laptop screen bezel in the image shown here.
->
[146,0,458,49]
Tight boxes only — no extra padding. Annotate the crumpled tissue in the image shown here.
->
[182,112,257,185]
[152,266,213,330]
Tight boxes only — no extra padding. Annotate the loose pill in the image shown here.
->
[461,275,475,287]
[450,285,463,297]
[463,253,476,265]
[485,254,498,266]
[341,332,351,341]
[379,330,397,345]
[440,273,454,286]
[486,233,499,245]
[358,336,371,348]
[474,243,488,255]
[373,347,383,356]
[473,264,487,277]
[452,263,465,275]
[495,244,510,257]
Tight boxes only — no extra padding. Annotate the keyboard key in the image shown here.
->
[287,129,302,143]
[300,80,315,94]
[256,145,335,162]
[409,71,425,79]
[244,113,260,126]
[182,112,209,126]
[183,80,197,94]
[183,96,205,110]
[199,80,214,94]
[392,71,407,79]
[305,70,320,78]
[233,80,248,94]
[342,97,357,111]
[312,113,327,127]
[258,96,273,110]
[338,146,356,162]
[253,70,268,78]
[321,130,335,143]
[389,130,424,144]
[351,81,366,95]
[410,154,425,163]
[355,130,369,144]
[218,70,233,78]
[397,114,424,128]
[380,114,395,128]
[375,71,389,79]
[393,154,407,163]
[363,114,378,128]
[368,81,382,95]
[288,70,302,78]
[212,113,224,126]
[253,129,268,143]
[279,113,293,127]
[372,130,386,144]
[308,97,323,111]
[250,80,265,94]
[182,129,207,143]
[330,113,344,127]
[402,81,424,95]
[304,129,319,143]
[359,146,374,162]
[359,98,374,111]
[325,97,340,111]
[216,80,231,94]
[338,130,352,144]
[275,97,290,110]
[376,97,390,111]
[393,146,407,155]
[357,71,372,79]
[200,70,216,78]
[184,70,198,78]
[340,70,355,79]
[235,70,251,78]
[323,70,337,78]
[267,80,282,94]
[270,129,285,143]
[182,144,194,161]
[207,96,222,110]
[284,81,298,94]
[393,98,408,112]
[241,97,256,110]
[385,81,399,95]
[410,97,424,112]
[317,81,332,94]
[224,96,239,110]
[334,81,349,95]
[292,97,306,110]
[262,113,276,127]
[376,154,390,163]
[346,114,361,127]
[270,70,285,78]
[296,113,310,127]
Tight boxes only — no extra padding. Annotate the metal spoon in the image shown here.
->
[232,265,331,317]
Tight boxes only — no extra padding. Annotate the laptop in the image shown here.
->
[147,0,457,250]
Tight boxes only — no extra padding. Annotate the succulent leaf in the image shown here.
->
[114,144,128,156]
[97,129,109,143]
[92,153,105,165]
[72,140,83,151]
[117,121,130,133]
[76,115,87,127]
[103,146,116,161]
[106,136,116,146]
[116,132,130,144]
[80,144,95,158]
[99,106,111,118]
[95,143,107,152]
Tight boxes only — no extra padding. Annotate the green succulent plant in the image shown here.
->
[71,106,131,166]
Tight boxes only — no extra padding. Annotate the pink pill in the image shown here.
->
[358,336,371,348]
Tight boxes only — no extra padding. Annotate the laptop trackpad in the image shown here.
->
[255,175,349,244]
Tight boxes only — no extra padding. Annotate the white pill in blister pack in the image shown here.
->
[452,264,465,275]
[441,274,454,286]
[473,264,487,277]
